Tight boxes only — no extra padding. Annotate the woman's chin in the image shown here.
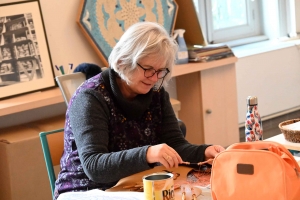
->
[139,87,152,94]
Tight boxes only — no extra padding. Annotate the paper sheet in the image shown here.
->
[57,189,144,200]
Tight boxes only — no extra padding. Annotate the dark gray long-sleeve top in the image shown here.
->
[68,68,210,184]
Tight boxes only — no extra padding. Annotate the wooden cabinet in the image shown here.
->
[0,14,42,86]
[173,57,239,147]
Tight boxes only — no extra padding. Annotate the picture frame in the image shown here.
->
[0,0,55,99]
[77,0,178,66]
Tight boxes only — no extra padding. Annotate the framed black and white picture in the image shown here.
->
[0,0,54,99]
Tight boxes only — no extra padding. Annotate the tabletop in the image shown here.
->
[57,165,212,200]
[265,133,300,165]
[55,136,300,200]
[265,133,300,151]
[57,187,212,200]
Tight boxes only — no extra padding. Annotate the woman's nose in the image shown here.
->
[148,74,159,82]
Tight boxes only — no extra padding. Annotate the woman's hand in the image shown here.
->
[146,144,183,169]
[204,145,225,164]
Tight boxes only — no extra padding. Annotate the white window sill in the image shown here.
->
[231,37,300,58]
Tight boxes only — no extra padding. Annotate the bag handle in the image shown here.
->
[227,141,300,175]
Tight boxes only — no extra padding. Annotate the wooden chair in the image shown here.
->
[39,128,64,198]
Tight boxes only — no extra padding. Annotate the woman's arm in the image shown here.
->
[69,89,152,183]
[159,89,210,163]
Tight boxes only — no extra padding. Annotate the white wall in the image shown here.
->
[39,0,106,72]
[296,0,300,33]
[235,44,300,125]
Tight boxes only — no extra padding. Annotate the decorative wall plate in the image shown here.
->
[77,0,178,66]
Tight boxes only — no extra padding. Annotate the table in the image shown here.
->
[57,187,212,200]
[57,165,213,200]
[265,133,300,165]
[265,133,300,151]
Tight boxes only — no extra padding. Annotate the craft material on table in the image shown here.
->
[107,165,212,200]
[181,158,214,166]
[182,185,186,200]
[187,168,211,187]
[56,165,212,200]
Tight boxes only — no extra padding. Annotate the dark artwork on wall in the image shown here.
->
[0,0,54,99]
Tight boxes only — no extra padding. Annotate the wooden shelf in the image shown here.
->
[172,57,237,77]
[0,57,237,117]
[0,87,63,116]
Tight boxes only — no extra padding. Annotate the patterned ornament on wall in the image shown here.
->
[77,0,178,66]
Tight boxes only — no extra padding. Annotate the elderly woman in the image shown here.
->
[54,21,224,199]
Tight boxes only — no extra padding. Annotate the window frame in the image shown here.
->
[193,0,297,47]
[206,0,261,44]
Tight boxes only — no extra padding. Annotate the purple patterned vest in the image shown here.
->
[54,73,162,199]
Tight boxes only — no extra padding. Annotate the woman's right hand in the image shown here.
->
[146,143,183,168]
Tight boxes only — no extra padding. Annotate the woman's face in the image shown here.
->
[119,55,167,99]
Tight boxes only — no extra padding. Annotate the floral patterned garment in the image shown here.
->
[54,73,162,199]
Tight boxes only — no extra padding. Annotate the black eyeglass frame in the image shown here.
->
[136,62,170,79]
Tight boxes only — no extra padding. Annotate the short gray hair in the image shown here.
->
[108,21,178,88]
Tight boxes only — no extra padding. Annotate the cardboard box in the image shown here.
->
[0,115,65,200]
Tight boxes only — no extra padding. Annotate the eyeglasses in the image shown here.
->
[136,62,169,79]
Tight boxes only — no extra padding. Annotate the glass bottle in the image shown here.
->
[245,96,263,142]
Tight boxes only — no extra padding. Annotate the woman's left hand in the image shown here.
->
[204,145,225,162]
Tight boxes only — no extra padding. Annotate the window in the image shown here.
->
[193,0,297,46]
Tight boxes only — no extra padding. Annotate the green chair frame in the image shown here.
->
[39,73,86,197]
[39,128,64,198]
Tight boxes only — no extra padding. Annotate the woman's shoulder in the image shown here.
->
[68,73,105,105]
[81,73,102,90]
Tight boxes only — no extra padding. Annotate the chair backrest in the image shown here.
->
[40,69,104,196]
[39,128,64,198]
[55,72,86,106]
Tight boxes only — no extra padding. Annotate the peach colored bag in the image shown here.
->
[211,141,300,200]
